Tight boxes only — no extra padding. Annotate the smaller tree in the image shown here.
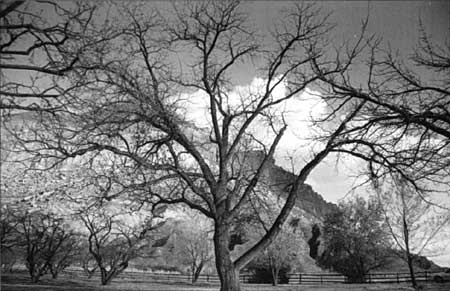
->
[1,205,20,272]
[78,244,98,278]
[259,230,299,286]
[80,206,167,285]
[14,210,75,282]
[376,175,450,289]
[48,235,80,279]
[170,219,214,284]
[319,197,390,282]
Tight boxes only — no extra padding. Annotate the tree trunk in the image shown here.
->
[193,261,204,283]
[402,212,418,289]
[100,267,113,285]
[50,265,59,279]
[100,262,128,285]
[27,262,41,283]
[214,220,240,291]
[406,253,417,289]
[271,267,279,286]
[101,273,113,285]
[30,267,43,283]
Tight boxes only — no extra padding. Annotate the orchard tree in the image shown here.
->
[78,244,98,278]
[48,235,80,279]
[257,230,300,286]
[1,205,21,272]
[319,197,391,282]
[13,209,76,282]
[170,219,214,283]
[1,205,19,252]
[79,205,167,285]
[376,175,450,289]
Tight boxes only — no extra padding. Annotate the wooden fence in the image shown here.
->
[62,269,437,285]
[285,271,432,284]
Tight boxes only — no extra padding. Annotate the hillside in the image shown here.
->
[237,150,337,219]
[229,151,337,272]
[231,151,441,274]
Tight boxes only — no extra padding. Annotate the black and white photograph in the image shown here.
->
[1,1,449,291]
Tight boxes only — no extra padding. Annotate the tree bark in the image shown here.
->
[193,261,204,283]
[214,220,240,291]
[271,267,279,286]
[101,268,114,285]
[403,206,418,289]
[406,253,418,289]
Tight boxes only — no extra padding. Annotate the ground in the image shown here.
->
[2,273,450,291]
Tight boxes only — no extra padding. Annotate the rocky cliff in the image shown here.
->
[236,150,336,220]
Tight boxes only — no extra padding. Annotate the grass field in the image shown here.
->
[2,273,450,291]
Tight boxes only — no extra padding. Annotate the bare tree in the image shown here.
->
[79,207,167,285]
[6,2,379,290]
[0,205,19,250]
[1,205,20,272]
[259,230,300,286]
[169,218,214,283]
[78,245,98,278]
[48,235,80,279]
[12,210,75,282]
[376,175,450,289]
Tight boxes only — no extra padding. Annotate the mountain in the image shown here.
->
[237,150,337,220]
[229,151,441,274]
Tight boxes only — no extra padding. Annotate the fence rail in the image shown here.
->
[61,269,438,285]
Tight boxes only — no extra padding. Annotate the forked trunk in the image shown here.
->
[100,267,117,285]
[50,265,60,279]
[192,261,204,283]
[214,220,240,291]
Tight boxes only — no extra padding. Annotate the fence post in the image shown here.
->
[320,274,323,284]
[299,273,302,285]
[425,271,428,282]
[368,273,371,283]
[396,273,399,284]
[207,274,209,282]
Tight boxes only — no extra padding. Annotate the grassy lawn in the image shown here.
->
[2,273,450,291]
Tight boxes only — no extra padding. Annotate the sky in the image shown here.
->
[227,1,450,86]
